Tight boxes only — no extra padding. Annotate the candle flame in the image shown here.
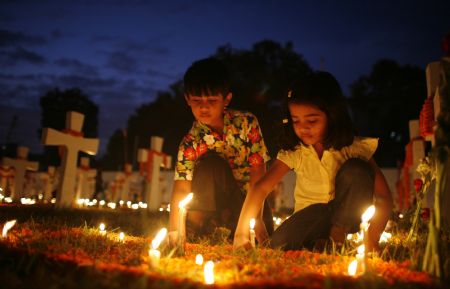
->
[348,259,358,276]
[178,192,193,209]
[195,254,203,265]
[357,244,365,255]
[249,218,255,230]
[379,231,392,243]
[2,220,17,238]
[204,261,215,284]
[119,232,125,242]
[99,223,105,231]
[151,228,168,249]
[361,205,375,223]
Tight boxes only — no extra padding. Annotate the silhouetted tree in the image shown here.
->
[348,59,427,167]
[39,87,99,167]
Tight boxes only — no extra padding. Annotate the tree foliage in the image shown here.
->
[39,87,99,167]
[348,59,427,167]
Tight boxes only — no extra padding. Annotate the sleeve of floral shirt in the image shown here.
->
[245,113,270,167]
[174,133,197,181]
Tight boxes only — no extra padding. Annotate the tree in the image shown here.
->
[39,87,99,167]
[348,59,427,167]
[99,81,192,170]
[99,40,313,170]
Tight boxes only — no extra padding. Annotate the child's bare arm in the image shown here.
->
[234,160,290,249]
[169,180,192,243]
[368,158,393,251]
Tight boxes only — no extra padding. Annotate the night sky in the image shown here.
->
[1,0,449,157]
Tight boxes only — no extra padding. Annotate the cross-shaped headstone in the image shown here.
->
[2,146,39,201]
[75,157,97,201]
[40,166,58,201]
[137,136,171,211]
[115,163,134,202]
[42,111,99,207]
[0,164,15,198]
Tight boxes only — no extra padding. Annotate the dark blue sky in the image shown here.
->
[1,0,449,156]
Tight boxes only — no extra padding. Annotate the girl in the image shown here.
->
[233,71,393,252]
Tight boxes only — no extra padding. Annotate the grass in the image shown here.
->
[0,204,448,289]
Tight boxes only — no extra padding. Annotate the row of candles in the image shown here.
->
[1,191,390,281]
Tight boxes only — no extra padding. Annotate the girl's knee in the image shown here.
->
[337,158,374,182]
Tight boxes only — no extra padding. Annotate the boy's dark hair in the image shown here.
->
[183,57,231,97]
[279,71,356,151]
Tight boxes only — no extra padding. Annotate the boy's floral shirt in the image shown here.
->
[175,109,270,194]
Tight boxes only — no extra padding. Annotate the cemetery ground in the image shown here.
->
[0,205,449,289]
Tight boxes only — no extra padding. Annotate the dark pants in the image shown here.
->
[188,152,274,238]
[270,158,374,251]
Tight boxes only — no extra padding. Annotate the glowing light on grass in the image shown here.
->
[99,200,106,206]
[149,228,167,267]
[50,198,56,204]
[119,200,124,206]
[379,231,392,243]
[99,223,106,235]
[178,193,193,255]
[249,218,256,247]
[77,198,84,206]
[119,232,125,242]
[195,254,203,265]
[204,261,215,284]
[20,198,36,205]
[2,220,17,238]
[348,259,358,276]
[107,202,116,209]
[131,203,139,210]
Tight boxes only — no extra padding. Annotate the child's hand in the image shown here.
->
[233,234,252,250]
[168,231,178,248]
[255,218,269,244]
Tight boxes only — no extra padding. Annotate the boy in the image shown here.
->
[169,57,273,243]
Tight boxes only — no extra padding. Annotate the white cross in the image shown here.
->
[75,157,97,200]
[2,146,38,201]
[41,111,99,207]
[137,136,171,211]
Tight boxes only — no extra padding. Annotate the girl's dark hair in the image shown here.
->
[183,57,231,97]
[279,71,356,151]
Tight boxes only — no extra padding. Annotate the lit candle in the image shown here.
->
[178,193,193,254]
[149,228,168,268]
[204,260,215,285]
[356,244,366,274]
[360,205,375,254]
[195,254,203,265]
[99,223,106,235]
[249,218,256,247]
[348,259,358,276]
[360,205,375,274]
[2,220,17,238]
[119,232,125,242]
